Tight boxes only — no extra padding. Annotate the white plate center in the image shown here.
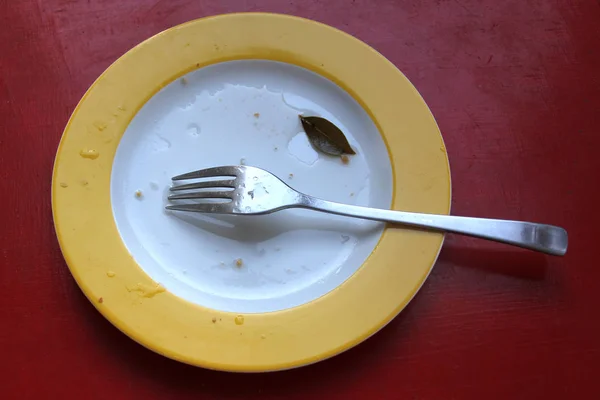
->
[111,60,392,313]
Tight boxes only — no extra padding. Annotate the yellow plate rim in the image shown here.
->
[52,13,451,371]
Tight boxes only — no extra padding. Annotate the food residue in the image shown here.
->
[274,146,278,152]
[134,190,143,199]
[341,154,350,165]
[180,77,188,85]
[253,112,260,118]
[240,157,246,165]
[288,173,294,179]
[79,149,99,160]
[235,258,244,268]
[350,192,354,197]
[127,283,165,298]
[93,121,107,131]
[60,182,68,188]
[106,271,116,278]
[234,315,245,325]
[98,297,104,303]
[212,317,217,323]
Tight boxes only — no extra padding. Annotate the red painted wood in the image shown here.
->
[1,0,599,398]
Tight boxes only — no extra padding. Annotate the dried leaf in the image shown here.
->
[299,115,356,156]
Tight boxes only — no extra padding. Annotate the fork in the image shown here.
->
[166,166,568,256]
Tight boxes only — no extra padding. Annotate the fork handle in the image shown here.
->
[299,197,568,256]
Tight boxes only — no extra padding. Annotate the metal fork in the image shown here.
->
[166,166,568,256]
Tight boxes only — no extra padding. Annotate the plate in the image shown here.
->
[52,13,451,371]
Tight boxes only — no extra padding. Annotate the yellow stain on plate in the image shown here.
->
[127,283,165,298]
[93,121,107,131]
[79,149,99,159]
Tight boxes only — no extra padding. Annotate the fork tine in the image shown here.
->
[165,203,230,213]
[170,180,236,192]
[172,166,238,181]
[168,191,232,201]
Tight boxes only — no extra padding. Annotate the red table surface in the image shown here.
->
[1,0,599,398]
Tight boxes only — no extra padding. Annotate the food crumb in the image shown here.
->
[212,317,217,323]
[60,182,68,188]
[341,154,350,165]
[235,258,243,267]
[81,180,88,186]
[350,192,354,197]
[253,112,260,118]
[98,297,103,304]
[180,77,188,85]
[106,271,116,278]
[261,334,266,339]
[134,190,143,199]
[288,173,294,179]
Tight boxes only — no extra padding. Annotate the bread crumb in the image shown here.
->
[253,112,260,118]
[60,182,68,188]
[106,271,116,278]
[341,155,350,165]
[135,190,143,199]
[212,317,217,323]
[98,297,103,304]
[235,258,243,267]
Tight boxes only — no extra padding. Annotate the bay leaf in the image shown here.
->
[299,115,356,156]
